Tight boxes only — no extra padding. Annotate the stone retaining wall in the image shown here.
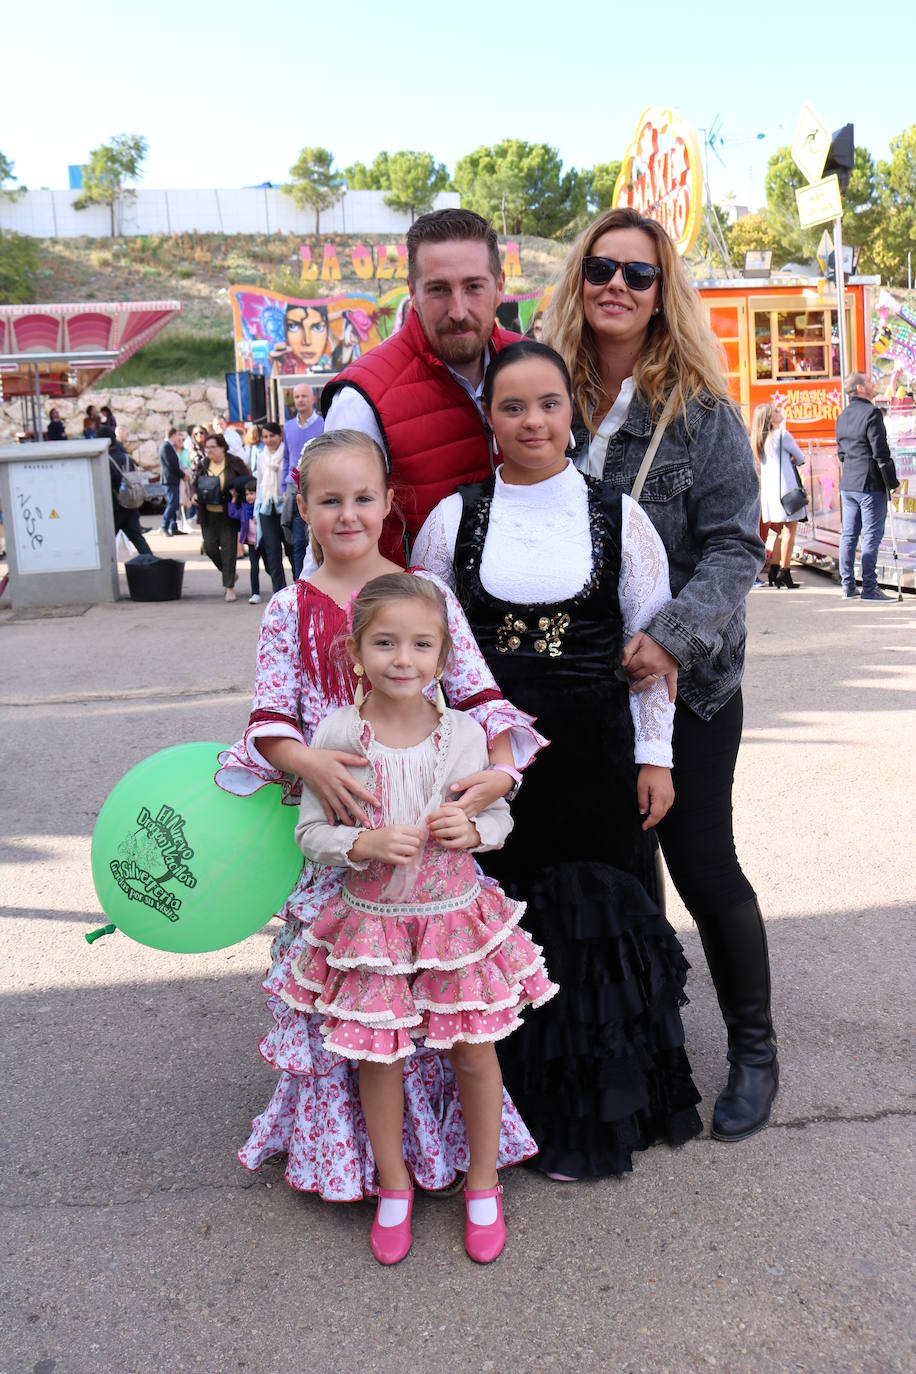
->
[0,379,228,469]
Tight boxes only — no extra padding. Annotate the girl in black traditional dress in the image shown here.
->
[412,341,702,1180]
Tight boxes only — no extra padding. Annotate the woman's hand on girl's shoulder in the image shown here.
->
[637,765,674,831]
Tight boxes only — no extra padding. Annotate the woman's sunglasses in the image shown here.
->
[582,256,662,291]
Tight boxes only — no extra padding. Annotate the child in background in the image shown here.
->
[284,574,556,1264]
[229,478,266,605]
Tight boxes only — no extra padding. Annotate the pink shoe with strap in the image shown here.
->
[464,1184,506,1264]
[370,1186,414,1265]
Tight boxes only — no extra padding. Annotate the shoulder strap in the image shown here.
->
[629,392,679,504]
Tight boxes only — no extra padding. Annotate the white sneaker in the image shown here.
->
[248,593,262,604]
[224,588,237,602]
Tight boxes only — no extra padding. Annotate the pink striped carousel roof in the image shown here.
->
[0,300,180,398]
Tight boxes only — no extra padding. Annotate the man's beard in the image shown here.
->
[432,323,487,365]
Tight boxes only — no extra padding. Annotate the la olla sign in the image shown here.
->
[613,107,703,256]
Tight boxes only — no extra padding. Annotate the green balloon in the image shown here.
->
[90,742,302,953]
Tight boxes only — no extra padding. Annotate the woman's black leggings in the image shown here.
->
[656,690,756,916]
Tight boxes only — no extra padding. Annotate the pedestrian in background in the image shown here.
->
[228,475,266,604]
[750,403,806,588]
[103,424,151,557]
[252,421,286,595]
[213,414,245,460]
[46,409,67,441]
[190,432,251,601]
[158,425,184,537]
[836,372,899,601]
[243,423,264,475]
[282,383,324,577]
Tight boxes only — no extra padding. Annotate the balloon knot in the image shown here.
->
[85,923,117,945]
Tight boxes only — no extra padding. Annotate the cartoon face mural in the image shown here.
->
[231,286,406,379]
[230,282,553,381]
[276,303,330,371]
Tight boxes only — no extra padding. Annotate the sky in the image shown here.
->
[3,0,912,212]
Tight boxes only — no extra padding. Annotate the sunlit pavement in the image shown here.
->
[1,561,913,1374]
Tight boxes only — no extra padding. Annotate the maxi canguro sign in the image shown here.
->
[613,107,703,256]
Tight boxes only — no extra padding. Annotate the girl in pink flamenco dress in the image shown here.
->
[214,429,547,1204]
[281,573,556,1264]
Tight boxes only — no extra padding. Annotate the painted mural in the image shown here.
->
[231,267,547,381]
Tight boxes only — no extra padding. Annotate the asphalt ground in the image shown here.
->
[0,537,914,1374]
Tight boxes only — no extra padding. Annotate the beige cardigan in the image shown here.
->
[295,705,513,868]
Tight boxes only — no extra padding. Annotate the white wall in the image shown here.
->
[0,188,460,239]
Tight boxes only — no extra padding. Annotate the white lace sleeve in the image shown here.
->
[619,495,675,767]
[410,494,462,589]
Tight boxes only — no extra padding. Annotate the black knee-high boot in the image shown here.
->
[693,897,779,1141]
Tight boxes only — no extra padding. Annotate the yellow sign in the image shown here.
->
[613,107,703,255]
[795,175,843,229]
[791,103,831,185]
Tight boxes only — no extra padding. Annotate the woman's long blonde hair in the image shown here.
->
[749,403,779,463]
[544,206,732,432]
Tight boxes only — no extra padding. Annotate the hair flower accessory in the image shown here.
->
[344,587,361,635]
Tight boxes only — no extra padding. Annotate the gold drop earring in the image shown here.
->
[353,663,365,708]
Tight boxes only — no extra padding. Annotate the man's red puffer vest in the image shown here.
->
[320,306,520,563]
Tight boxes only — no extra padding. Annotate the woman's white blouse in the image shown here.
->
[411,462,674,767]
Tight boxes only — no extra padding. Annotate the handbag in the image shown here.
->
[109,454,146,510]
[195,471,223,507]
[280,485,298,539]
[779,434,808,517]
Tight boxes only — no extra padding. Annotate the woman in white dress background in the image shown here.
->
[751,403,807,589]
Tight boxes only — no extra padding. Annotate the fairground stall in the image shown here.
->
[699,273,914,588]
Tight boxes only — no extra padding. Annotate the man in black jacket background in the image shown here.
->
[158,426,184,537]
[836,372,899,600]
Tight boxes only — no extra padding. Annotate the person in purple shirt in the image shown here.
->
[281,382,324,577]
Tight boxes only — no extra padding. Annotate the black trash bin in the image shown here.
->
[125,554,185,602]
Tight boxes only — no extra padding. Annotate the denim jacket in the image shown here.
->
[571,390,763,720]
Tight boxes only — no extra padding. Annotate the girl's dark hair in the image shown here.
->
[482,340,573,409]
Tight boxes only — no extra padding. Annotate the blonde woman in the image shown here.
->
[750,403,806,588]
[546,206,776,1144]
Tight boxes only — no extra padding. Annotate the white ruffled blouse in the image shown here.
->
[411,461,675,767]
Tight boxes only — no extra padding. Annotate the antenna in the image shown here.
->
[698,116,733,276]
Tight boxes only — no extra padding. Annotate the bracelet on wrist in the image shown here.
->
[489,763,522,800]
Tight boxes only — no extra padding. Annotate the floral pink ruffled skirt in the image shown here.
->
[279,847,557,1064]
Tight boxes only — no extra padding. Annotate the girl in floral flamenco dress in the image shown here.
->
[281,573,556,1264]
[215,430,547,1202]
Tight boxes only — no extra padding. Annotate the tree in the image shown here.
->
[763,146,817,262]
[73,133,148,235]
[383,151,449,223]
[345,151,391,190]
[871,126,916,284]
[765,143,880,267]
[726,210,781,262]
[0,150,26,200]
[584,160,622,213]
[285,146,345,234]
[0,232,38,302]
[454,140,583,237]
